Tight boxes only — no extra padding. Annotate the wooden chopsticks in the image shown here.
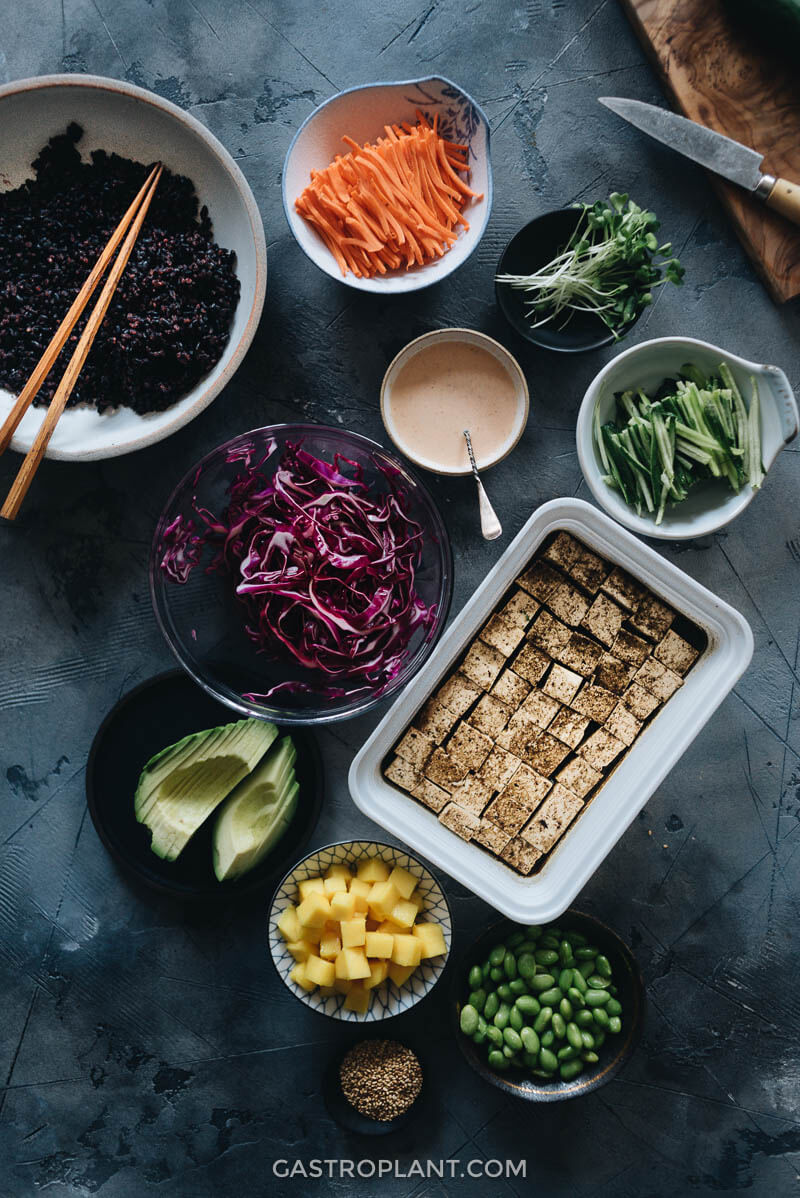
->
[0,163,163,521]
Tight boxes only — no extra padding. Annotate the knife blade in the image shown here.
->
[598,96,800,228]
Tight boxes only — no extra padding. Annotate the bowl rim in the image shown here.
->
[576,334,799,539]
[379,326,530,475]
[149,421,455,725]
[494,207,639,353]
[0,72,267,462]
[268,838,453,1021]
[451,910,645,1101]
[281,74,493,293]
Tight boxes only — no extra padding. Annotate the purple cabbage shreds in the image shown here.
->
[160,442,437,699]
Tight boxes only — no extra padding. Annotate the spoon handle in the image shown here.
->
[463,428,502,541]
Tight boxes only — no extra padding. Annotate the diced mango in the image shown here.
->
[341,946,371,980]
[368,880,401,921]
[318,985,336,998]
[357,858,390,883]
[389,899,418,929]
[341,918,366,948]
[297,892,331,929]
[276,906,302,942]
[344,982,371,1014]
[286,938,314,962]
[289,961,316,992]
[391,934,422,968]
[363,959,389,990]
[412,922,447,959]
[408,891,424,912]
[319,932,341,961]
[365,931,394,959]
[334,977,352,994]
[349,878,371,908]
[388,962,416,988]
[299,924,323,945]
[325,863,352,882]
[298,877,325,900]
[305,954,336,987]
[388,865,418,900]
[329,891,357,922]
[377,919,404,935]
[323,874,348,897]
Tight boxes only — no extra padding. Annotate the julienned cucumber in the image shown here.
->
[594,360,764,525]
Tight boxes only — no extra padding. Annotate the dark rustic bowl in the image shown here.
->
[452,910,644,1101]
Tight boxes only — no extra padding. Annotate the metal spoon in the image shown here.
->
[463,429,502,541]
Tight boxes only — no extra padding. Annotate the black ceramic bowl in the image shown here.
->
[86,670,323,901]
[452,910,644,1102]
[495,208,639,353]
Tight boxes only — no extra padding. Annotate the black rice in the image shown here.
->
[0,123,241,414]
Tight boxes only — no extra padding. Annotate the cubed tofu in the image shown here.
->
[555,631,603,677]
[305,954,336,987]
[654,629,700,675]
[325,863,352,882]
[297,877,325,901]
[579,728,626,771]
[556,756,603,799]
[483,791,533,834]
[363,959,390,991]
[565,543,609,594]
[289,961,317,992]
[388,865,418,900]
[365,931,394,958]
[276,906,302,942]
[496,715,541,760]
[329,890,357,922]
[447,721,494,773]
[542,531,581,571]
[395,726,435,770]
[512,642,551,686]
[340,917,366,948]
[620,682,660,720]
[500,836,541,875]
[581,593,626,647]
[480,613,526,657]
[594,652,636,695]
[436,672,482,717]
[384,755,421,793]
[547,580,590,627]
[424,747,467,789]
[630,593,674,641]
[392,934,423,968]
[367,880,401,921]
[548,706,591,749]
[410,776,450,813]
[319,932,342,960]
[413,696,459,744]
[323,874,348,897]
[605,703,643,746]
[478,746,522,792]
[517,560,561,601]
[611,628,651,666]
[475,818,513,854]
[388,962,417,988]
[500,588,540,629]
[344,983,371,1014]
[521,783,583,854]
[542,664,583,704]
[518,689,561,729]
[634,657,683,701]
[339,947,371,980]
[296,891,331,930]
[286,938,315,962]
[572,682,619,722]
[412,922,447,959]
[529,610,572,656]
[501,762,552,811]
[448,772,492,817]
[524,732,571,777]
[468,692,512,738]
[601,565,647,611]
[491,668,531,707]
[460,639,505,690]
[389,899,419,929]
[438,802,481,841]
[356,858,390,883]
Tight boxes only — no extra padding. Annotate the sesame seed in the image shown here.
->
[339,1039,423,1122]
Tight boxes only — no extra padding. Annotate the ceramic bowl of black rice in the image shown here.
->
[0,74,267,461]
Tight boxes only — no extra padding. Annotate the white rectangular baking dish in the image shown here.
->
[348,497,753,922]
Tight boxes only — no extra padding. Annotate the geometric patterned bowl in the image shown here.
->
[268,840,452,1022]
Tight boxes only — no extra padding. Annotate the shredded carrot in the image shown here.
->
[295,112,482,278]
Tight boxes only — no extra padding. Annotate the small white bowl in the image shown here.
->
[282,76,492,293]
[268,840,452,1022]
[380,328,529,475]
[576,336,799,540]
[0,74,267,462]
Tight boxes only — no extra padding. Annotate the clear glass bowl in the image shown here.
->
[150,424,453,724]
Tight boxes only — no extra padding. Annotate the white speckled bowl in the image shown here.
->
[0,74,267,461]
[282,76,492,293]
[268,841,452,1022]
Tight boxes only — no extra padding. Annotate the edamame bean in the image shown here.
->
[569,931,588,946]
[606,997,622,1017]
[530,973,556,992]
[538,1048,558,1073]
[504,951,518,980]
[592,1007,610,1029]
[484,992,499,1021]
[593,1031,605,1048]
[502,1044,515,1059]
[509,1007,524,1033]
[488,1050,509,1071]
[540,934,560,951]
[515,995,540,1017]
[486,1025,503,1047]
[509,979,527,996]
[560,1059,584,1081]
[576,1010,594,1028]
[481,960,492,980]
[575,947,597,961]
[517,940,538,954]
[580,1030,595,1050]
[494,1002,511,1031]
[474,1015,488,1045]
[533,1007,552,1034]
[490,966,504,983]
[567,1022,583,1050]
[559,998,573,1021]
[578,959,596,980]
[521,1026,540,1055]
[567,987,585,1008]
[559,939,574,967]
[503,1027,523,1052]
[526,925,542,939]
[468,988,486,1013]
[581,1051,599,1064]
[608,1016,622,1035]
[507,931,525,949]
[517,953,537,981]
[587,975,611,990]
[468,965,483,990]
[558,1044,579,1062]
[497,983,513,1002]
[460,1004,479,1036]
[558,968,573,992]
[571,969,588,994]
[551,1012,566,1039]
[595,954,612,978]
[585,989,611,1007]
[538,987,563,1007]
[535,948,559,966]
[489,945,506,967]
[540,1029,555,1048]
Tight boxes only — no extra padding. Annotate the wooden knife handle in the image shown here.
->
[765,177,800,227]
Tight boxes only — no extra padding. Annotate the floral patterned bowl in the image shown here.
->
[282,76,492,293]
[268,840,452,1021]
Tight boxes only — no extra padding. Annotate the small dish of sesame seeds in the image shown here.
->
[323,1038,425,1134]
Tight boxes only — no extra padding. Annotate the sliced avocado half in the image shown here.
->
[212,735,299,881]
[135,718,277,861]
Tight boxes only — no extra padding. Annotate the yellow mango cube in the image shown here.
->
[367,881,401,921]
[334,977,352,994]
[289,962,316,992]
[341,946,371,980]
[319,932,341,961]
[349,878,371,908]
[365,931,394,958]
[357,858,390,883]
[305,954,336,987]
[388,865,418,900]
[329,891,357,922]
[276,906,301,942]
[389,899,418,929]
[298,877,325,900]
[296,892,331,930]
[286,938,314,962]
[325,863,352,882]
[323,874,348,897]
[391,934,422,968]
[377,919,404,935]
[299,924,323,945]
[363,959,389,990]
[408,891,424,911]
[344,983,371,1014]
[388,962,416,988]
[412,922,447,959]
[341,917,366,948]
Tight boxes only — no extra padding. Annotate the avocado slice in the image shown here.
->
[135,719,277,861]
[212,736,299,881]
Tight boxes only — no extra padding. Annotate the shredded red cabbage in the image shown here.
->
[160,440,437,700]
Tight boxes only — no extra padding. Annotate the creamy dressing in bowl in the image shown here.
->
[381,329,529,475]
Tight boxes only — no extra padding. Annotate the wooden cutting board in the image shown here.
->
[620,0,800,302]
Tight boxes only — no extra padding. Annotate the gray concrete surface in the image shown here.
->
[1,1,800,1195]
